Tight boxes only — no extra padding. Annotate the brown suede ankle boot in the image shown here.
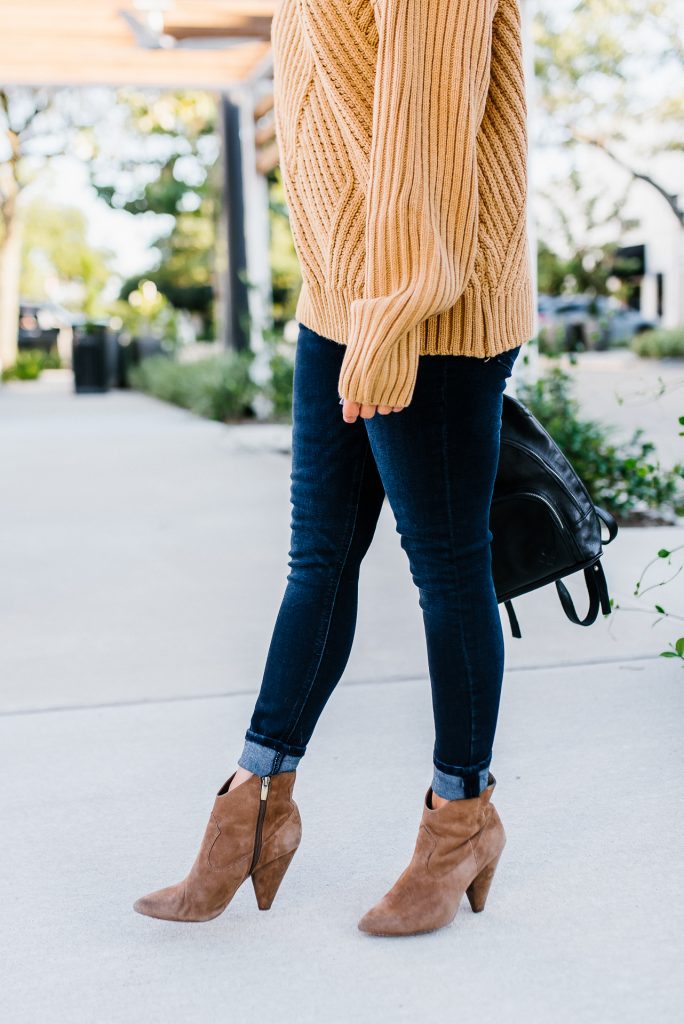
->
[358,772,505,937]
[133,770,302,922]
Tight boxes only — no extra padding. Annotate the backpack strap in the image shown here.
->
[504,599,522,639]
[555,561,612,627]
[594,504,618,544]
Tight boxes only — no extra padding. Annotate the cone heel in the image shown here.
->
[466,850,503,913]
[252,848,298,910]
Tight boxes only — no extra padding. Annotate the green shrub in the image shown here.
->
[186,355,257,422]
[516,365,684,522]
[264,349,295,419]
[537,325,565,356]
[1,349,60,381]
[129,351,257,422]
[128,356,187,406]
[631,327,684,359]
[39,350,62,369]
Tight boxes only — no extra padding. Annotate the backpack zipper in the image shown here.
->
[249,775,271,874]
[492,489,569,535]
[501,438,586,517]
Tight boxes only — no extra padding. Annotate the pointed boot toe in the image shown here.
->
[133,893,157,917]
[133,896,155,918]
[133,890,168,920]
[357,903,385,935]
[357,880,452,937]
[133,770,302,923]
[133,881,190,921]
[357,898,401,937]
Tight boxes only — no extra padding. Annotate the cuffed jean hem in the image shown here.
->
[237,734,303,776]
[431,764,492,801]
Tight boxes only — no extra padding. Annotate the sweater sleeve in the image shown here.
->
[337,0,496,408]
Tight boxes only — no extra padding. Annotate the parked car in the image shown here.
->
[604,305,655,345]
[537,293,656,352]
[18,301,76,362]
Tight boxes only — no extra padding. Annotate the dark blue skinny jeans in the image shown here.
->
[238,322,521,799]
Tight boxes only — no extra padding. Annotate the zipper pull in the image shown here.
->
[260,775,271,800]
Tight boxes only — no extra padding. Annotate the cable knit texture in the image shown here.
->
[271,0,535,407]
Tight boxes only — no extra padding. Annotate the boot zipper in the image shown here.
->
[249,775,270,873]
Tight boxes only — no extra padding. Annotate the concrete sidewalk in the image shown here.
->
[2,373,683,1023]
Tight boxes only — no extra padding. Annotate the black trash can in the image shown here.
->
[73,324,118,393]
[564,321,587,352]
[115,334,136,389]
[115,334,170,388]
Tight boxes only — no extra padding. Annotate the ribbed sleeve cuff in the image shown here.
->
[337,303,421,408]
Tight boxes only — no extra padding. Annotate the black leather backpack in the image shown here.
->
[490,393,618,638]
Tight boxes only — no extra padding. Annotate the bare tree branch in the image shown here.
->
[572,131,684,227]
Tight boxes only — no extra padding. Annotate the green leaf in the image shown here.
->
[655,605,665,614]
[676,638,684,656]
[657,549,671,558]
[660,651,678,658]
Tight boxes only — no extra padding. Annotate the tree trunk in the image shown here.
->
[0,214,21,373]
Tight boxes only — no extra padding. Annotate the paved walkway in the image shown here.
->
[1,369,682,1023]
[547,349,684,469]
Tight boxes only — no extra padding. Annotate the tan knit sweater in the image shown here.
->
[271,0,535,407]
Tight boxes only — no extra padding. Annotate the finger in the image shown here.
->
[359,403,376,419]
[392,406,405,413]
[377,405,393,415]
[342,399,360,423]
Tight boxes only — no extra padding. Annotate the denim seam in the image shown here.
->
[431,764,490,800]
[439,358,476,773]
[279,439,371,747]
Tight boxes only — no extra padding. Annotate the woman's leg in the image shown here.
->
[132,324,387,921]
[236,324,386,778]
[364,345,521,801]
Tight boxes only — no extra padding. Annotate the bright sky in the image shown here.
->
[27,155,169,282]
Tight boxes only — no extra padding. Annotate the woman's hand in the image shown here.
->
[341,398,405,423]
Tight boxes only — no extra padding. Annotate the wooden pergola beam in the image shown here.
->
[0,47,272,90]
[0,0,278,88]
